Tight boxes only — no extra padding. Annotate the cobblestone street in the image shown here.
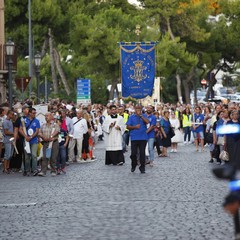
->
[0,142,234,240]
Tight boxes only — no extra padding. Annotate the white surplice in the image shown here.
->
[102,115,125,151]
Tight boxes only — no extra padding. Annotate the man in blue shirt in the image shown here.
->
[19,108,40,176]
[146,105,157,166]
[126,105,149,173]
[191,106,204,152]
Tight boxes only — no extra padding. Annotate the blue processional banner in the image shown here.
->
[120,42,156,99]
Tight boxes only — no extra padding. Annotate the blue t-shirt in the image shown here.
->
[126,114,148,141]
[192,113,204,133]
[160,118,170,134]
[21,117,40,144]
[147,114,156,139]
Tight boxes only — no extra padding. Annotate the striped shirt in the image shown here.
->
[39,122,60,140]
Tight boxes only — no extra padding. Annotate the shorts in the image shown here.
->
[193,131,204,140]
[4,143,13,160]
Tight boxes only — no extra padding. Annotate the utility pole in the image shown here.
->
[0,0,7,104]
[28,0,33,96]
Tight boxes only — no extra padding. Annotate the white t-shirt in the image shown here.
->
[72,117,88,139]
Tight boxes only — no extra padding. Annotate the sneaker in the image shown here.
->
[32,170,39,176]
[65,162,70,166]
[57,169,61,175]
[77,159,85,163]
[170,149,174,153]
[18,169,23,173]
[174,149,177,153]
[38,171,46,177]
[184,141,187,145]
[51,171,57,177]
[23,171,27,176]
[117,162,124,166]
[86,158,95,162]
[209,159,214,163]
[61,168,66,174]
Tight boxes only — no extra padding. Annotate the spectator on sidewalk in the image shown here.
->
[160,110,172,157]
[38,112,60,177]
[19,107,40,176]
[56,118,69,174]
[13,104,30,173]
[68,110,88,163]
[0,107,6,163]
[182,107,192,144]
[3,110,14,173]
[192,106,205,152]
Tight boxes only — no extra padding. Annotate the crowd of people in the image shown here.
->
[0,99,240,176]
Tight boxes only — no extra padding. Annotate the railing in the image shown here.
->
[0,43,17,71]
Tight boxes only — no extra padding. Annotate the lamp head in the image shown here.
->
[5,38,15,57]
[34,52,41,67]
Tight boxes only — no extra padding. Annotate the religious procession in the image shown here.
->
[1,1,240,239]
[1,99,239,177]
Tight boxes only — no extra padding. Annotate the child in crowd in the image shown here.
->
[56,119,69,174]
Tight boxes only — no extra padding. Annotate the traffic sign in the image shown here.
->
[15,77,31,91]
[77,79,91,104]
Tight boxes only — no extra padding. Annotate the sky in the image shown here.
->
[128,0,141,6]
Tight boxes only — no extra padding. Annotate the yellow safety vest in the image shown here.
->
[118,112,129,131]
[182,114,192,127]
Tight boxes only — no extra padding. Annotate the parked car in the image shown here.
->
[207,96,227,104]
[221,94,240,103]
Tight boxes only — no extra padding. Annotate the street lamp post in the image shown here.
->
[5,38,15,108]
[34,52,41,104]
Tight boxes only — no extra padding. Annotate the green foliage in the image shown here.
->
[4,0,240,103]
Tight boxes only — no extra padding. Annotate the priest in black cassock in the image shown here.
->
[102,105,125,165]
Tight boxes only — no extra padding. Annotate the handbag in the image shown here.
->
[169,127,175,138]
[219,150,229,161]
[205,132,213,144]
[46,147,52,159]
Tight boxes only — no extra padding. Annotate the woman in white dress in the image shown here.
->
[169,112,182,152]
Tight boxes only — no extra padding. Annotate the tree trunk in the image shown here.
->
[184,68,195,104]
[41,35,49,58]
[167,17,183,103]
[176,74,183,103]
[48,28,58,94]
[53,48,71,95]
[166,17,175,40]
[109,79,118,101]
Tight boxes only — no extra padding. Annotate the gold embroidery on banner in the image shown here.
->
[120,44,155,53]
[130,60,147,82]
